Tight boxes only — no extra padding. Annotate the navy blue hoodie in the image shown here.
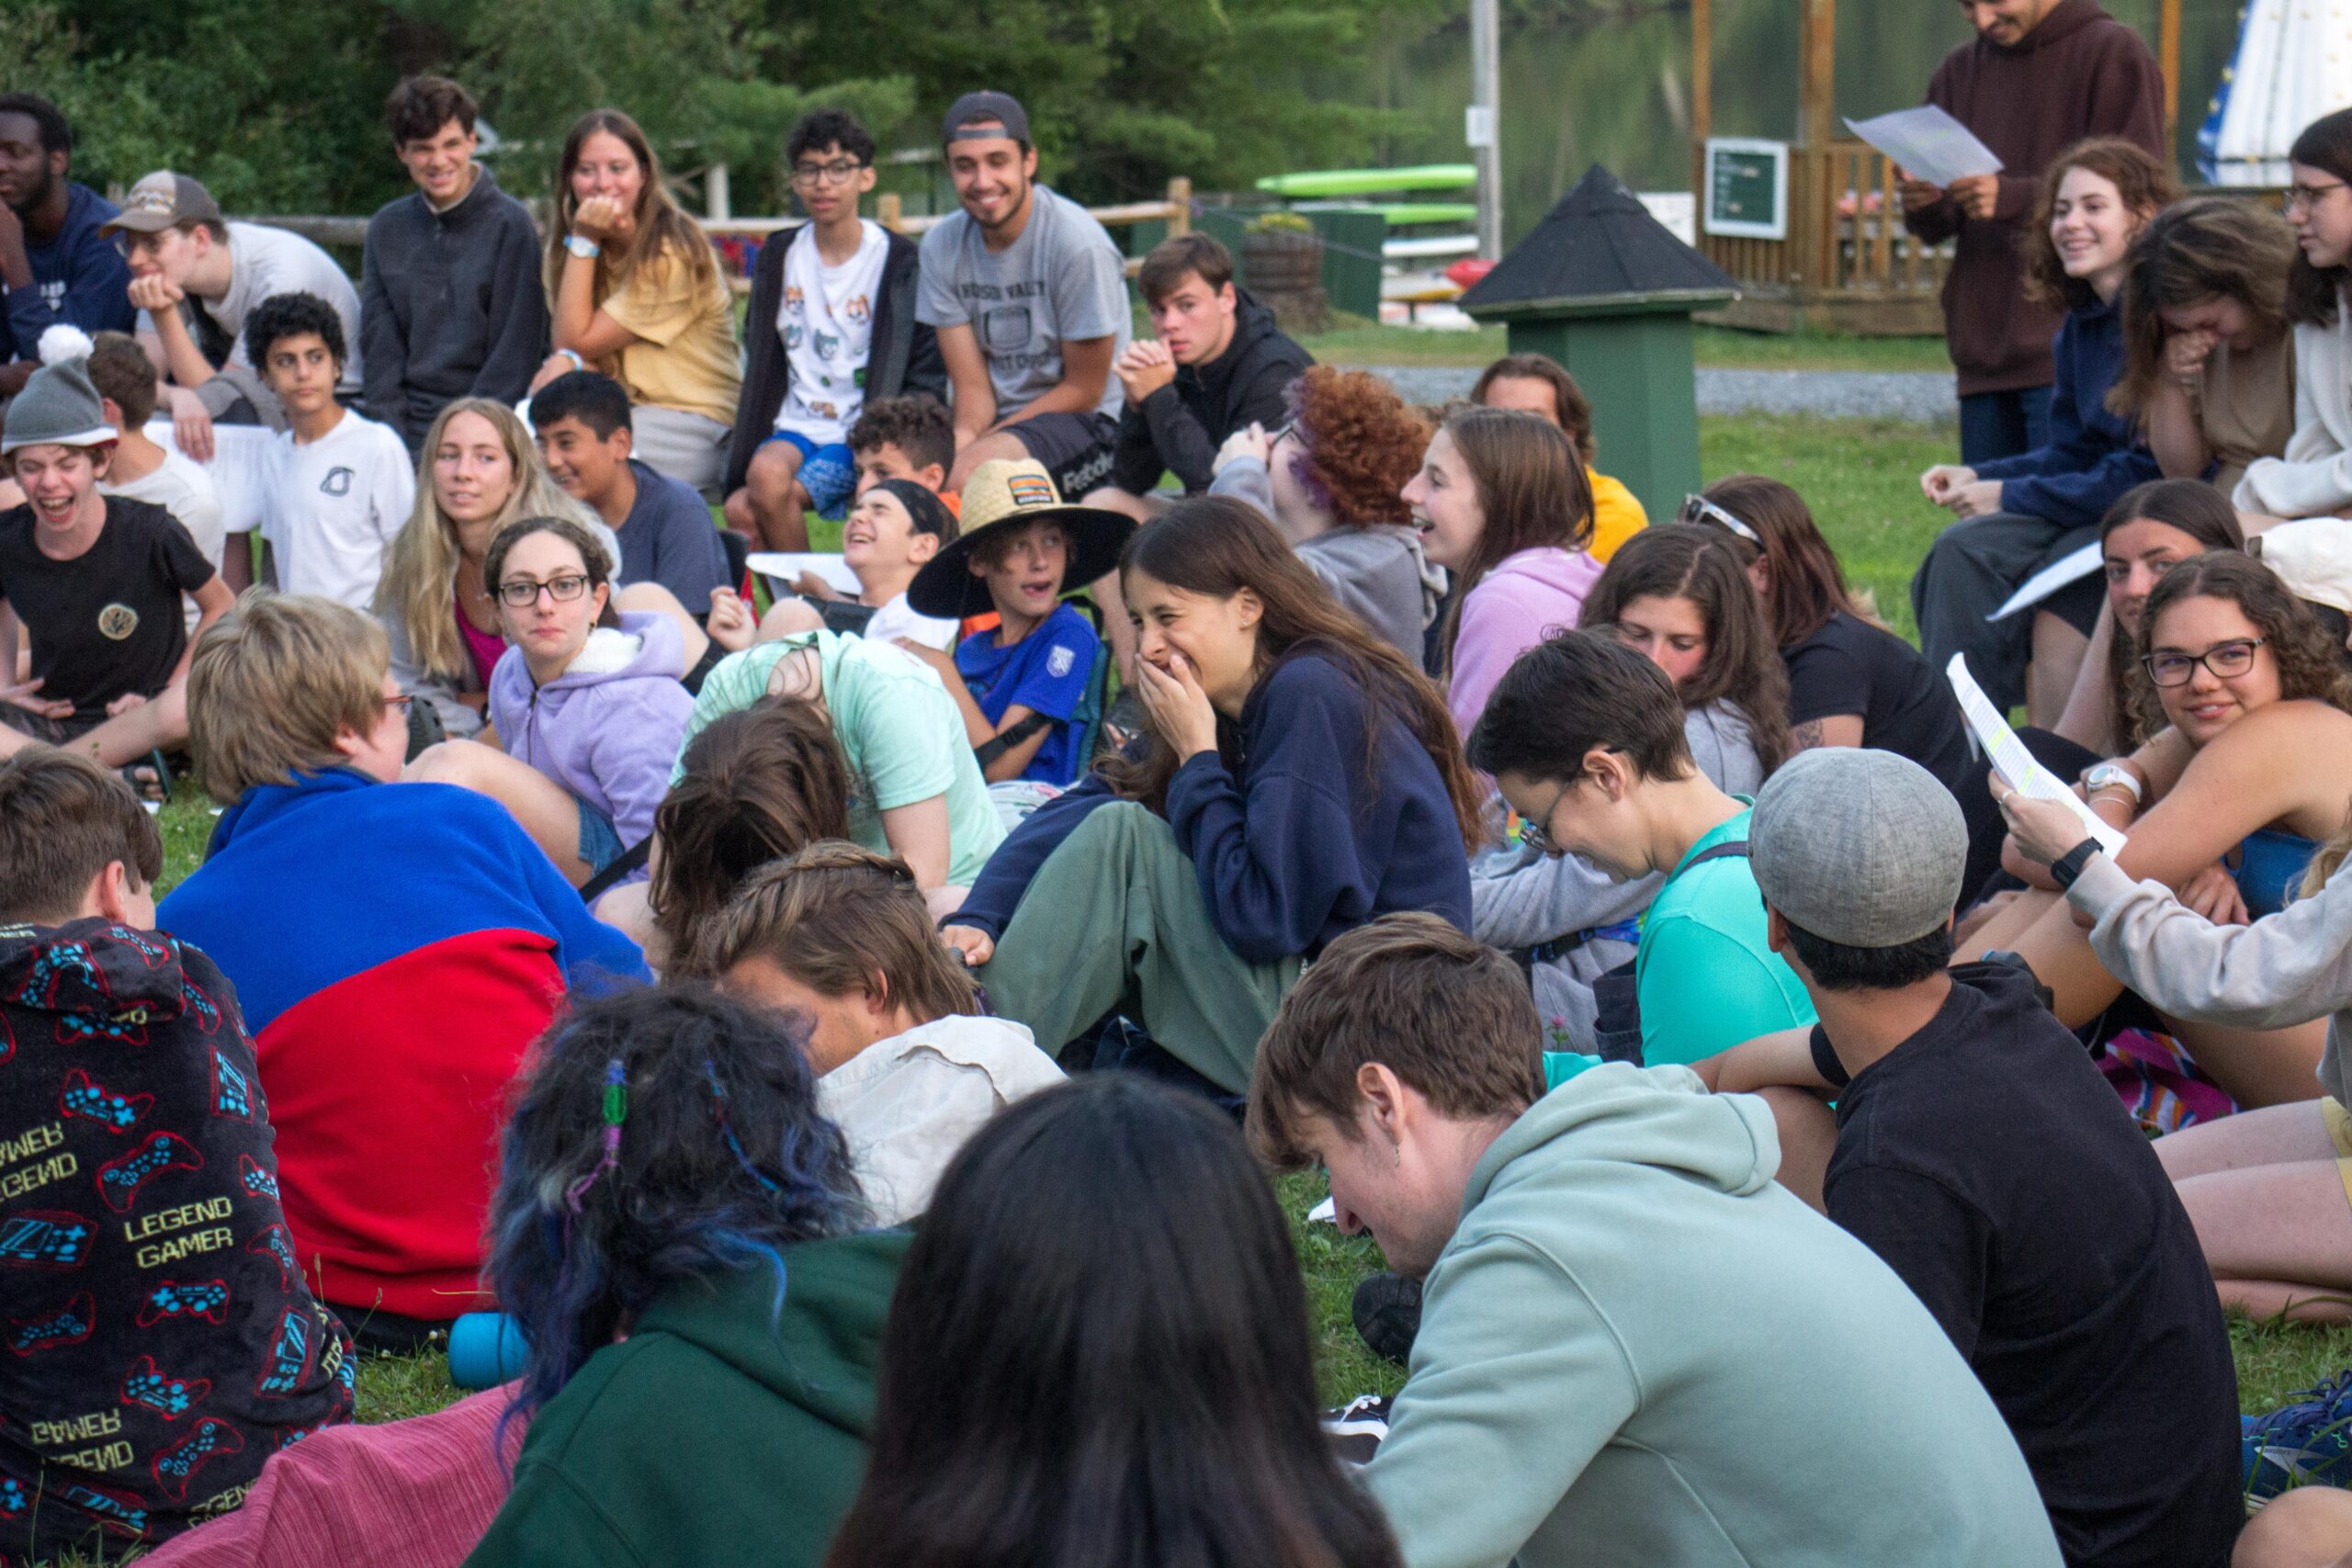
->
[957,649,1470,958]
[1973,296,2159,530]
[3,183,135,364]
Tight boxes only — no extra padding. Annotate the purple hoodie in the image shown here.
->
[1448,546,1605,739]
[489,609,694,856]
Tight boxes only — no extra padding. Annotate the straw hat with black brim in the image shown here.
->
[907,458,1135,620]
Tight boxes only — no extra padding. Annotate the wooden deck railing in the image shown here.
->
[1699,141,1952,299]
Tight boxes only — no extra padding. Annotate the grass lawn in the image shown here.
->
[1295,314,1953,376]
[122,411,2338,1508]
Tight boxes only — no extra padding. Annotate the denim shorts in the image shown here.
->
[763,428,857,518]
[574,795,626,874]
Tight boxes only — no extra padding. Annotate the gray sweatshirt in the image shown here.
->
[1209,455,1442,663]
[2070,850,2352,1105]
[1475,702,1765,1046]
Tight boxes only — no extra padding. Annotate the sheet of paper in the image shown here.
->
[1307,1196,1337,1225]
[1989,541,2101,621]
[747,551,862,597]
[1946,653,2127,854]
[1844,106,2004,188]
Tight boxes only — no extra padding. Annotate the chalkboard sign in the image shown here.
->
[1704,138,1788,241]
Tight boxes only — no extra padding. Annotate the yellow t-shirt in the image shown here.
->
[598,241,743,427]
[1588,467,1647,563]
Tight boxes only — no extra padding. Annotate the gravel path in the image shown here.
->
[1371,366,1956,425]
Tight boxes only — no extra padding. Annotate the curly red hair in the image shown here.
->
[1288,367,1431,529]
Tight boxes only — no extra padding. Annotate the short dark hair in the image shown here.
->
[847,395,953,472]
[530,369,633,440]
[1465,627,1694,784]
[86,331,158,426]
[1250,914,1544,1170]
[1137,233,1235,308]
[0,94,72,156]
[1471,353,1596,464]
[243,291,345,375]
[0,750,164,924]
[1780,917,1955,992]
[786,108,876,169]
[383,74,477,147]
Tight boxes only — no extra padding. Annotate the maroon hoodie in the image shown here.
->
[1905,0,2163,396]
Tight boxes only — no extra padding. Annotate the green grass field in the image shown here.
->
[119,412,2339,1527]
[1294,315,1955,375]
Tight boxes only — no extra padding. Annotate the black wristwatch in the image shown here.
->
[2049,837,2103,890]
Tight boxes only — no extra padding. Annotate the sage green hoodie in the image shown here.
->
[1363,1064,2062,1568]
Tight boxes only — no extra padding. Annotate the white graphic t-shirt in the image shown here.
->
[775,220,889,446]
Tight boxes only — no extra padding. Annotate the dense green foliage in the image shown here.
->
[0,0,1439,218]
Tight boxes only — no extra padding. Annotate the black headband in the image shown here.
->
[876,479,955,542]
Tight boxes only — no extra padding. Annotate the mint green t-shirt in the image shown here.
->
[673,634,1006,886]
[1634,807,1816,1066]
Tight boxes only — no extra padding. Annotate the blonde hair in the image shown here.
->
[697,840,979,1023]
[188,591,390,803]
[2302,798,2352,899]
[373,399,589,687]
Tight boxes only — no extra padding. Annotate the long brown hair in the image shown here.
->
[652,698,853,976]
[1102,495,1483,852]
[2020,137,2181,310]
[1432,407,1594,677]
[542,108,719,310]
[2141,551,2352,723]
[2110,196,2299,419]
[2098,480,2246,750]
[1579,524,1792,773]
[1698,474,1872,647]
[2290,108,2352,326]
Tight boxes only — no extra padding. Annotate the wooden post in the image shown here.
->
[705,163,731,222]
[1469,0,1504,258]
[1166,176,1191,237]
[1690,0,1711,242]
[1799,0,1836,151]
[876,192,902,233]
[2159,0,2182,159]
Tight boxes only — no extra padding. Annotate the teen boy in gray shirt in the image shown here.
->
[360,76,548,450]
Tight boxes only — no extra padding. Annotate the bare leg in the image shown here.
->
[947,430,1031,491]
[593,879,666,973]
[613,581,709,678]
[2157,1100,2336,1181]
[405,739,593,885]
[2163,1015,2331,1111]
[2233,1484,2352,1568]
[71,682,191,772]
[1752,1085,1836,1213]
[2027,610,2090,730]
[753,596,824,642]
[2174,1158,2352,1321]
[741,442,811,552]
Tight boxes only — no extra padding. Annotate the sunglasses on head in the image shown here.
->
[1678,493,1760,545]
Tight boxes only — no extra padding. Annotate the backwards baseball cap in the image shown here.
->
[942,91,1031,147]
[97,171,223,237]
[1748,748,1965,949]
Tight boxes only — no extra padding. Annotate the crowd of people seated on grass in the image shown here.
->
[16,59,2352,1568]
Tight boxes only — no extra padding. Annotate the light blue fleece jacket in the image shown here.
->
[1363,1064,2062,1568]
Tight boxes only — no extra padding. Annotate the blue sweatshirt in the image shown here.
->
[956,649,1470,960]
[4,183,135,363]
[1973,295,2159,530]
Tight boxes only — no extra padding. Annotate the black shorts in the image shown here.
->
[0,703,107,746]
[1009,411,1119,499]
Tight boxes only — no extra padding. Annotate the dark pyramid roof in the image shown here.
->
[1460,164,1737,318]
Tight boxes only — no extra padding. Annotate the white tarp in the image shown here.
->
[2198,0,2352,186]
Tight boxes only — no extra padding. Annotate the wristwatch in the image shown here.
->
[2050,837,2104,890]
[2081,761,2143,806]
[564,234,601,260]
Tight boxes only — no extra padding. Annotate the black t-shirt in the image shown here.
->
[1812,964,2240,1568]
[1781,611,1973,795]
[0,498,215,716]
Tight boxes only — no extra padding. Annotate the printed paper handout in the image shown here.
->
[748,552,863,597]
[1844,106,2004,189]
[1946,653,2126,855]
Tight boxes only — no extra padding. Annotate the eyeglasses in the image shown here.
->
[2287,180,2347,215]
[495,574,592,608]
[1678,493,1761,545]
[2142,637,2263,687]
[1517,792,1566,857]
[791,159,868,187]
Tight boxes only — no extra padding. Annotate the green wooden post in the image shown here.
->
[1502,307,1706,526]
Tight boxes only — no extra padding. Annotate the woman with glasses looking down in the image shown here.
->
[407,514,693,887]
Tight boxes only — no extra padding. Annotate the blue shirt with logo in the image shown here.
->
[6,183,136,363]
[954,601,1098,785]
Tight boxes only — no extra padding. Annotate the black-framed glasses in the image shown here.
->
[495,574,592,608]
[2287,180,2347,215]
[2143,637,2263,687]
[791,159,868,187]
[1678,493,1760,545]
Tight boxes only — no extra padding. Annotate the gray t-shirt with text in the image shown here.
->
[916,184,1130,422]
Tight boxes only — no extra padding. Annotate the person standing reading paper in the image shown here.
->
[1901,0,2162,465]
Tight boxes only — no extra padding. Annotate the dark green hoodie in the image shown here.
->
[464,1229,908,1568]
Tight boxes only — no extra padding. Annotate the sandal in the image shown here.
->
[118,748,172,806]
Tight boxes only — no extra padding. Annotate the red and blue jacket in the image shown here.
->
[156,769,648,1323]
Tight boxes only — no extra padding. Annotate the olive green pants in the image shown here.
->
[977,802,1304,1095]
